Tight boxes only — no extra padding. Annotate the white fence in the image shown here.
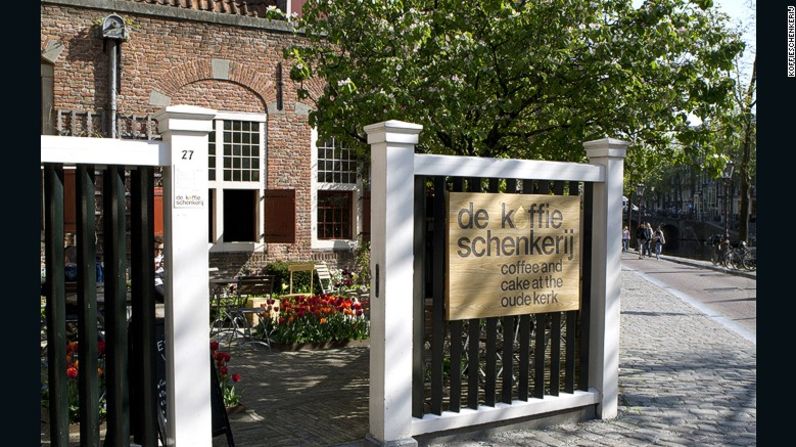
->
[41,105,215,447]
[364,120,627,445]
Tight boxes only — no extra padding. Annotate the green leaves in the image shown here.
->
[286,0,742,176]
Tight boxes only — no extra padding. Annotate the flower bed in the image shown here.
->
[256,294,369,347]
[210,339,242,408]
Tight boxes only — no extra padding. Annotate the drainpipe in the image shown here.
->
[102,14,129,138]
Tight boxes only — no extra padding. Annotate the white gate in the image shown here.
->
[365,120,627,445]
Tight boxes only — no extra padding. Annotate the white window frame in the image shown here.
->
[208,111,267,253]
[311,128,362,250]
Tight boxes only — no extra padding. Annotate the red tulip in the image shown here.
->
[220,366,228,376]
[210,340,219,352]
[231,374,241,383]
[66,367,78,379]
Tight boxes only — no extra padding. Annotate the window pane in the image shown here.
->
[242,171,250,181]
[233,171,240,181]
[224,121,231,131]
[224,171,231,181]
[252,171,259,182]
[233,132,241,143]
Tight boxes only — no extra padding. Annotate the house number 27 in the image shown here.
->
[181,150,194,160]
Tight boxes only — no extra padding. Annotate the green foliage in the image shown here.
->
[263,261,319,295]
[287,0,745,188]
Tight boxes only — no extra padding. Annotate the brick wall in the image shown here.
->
[41,3,344,272]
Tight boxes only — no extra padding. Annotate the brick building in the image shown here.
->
[41,0,367,275]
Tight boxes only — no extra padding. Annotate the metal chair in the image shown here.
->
[233,275,275,347]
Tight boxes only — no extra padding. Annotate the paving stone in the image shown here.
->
[206,263,755,447]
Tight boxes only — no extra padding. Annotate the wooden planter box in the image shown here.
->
[270,338,369,352]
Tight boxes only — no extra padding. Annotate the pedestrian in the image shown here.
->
[154,236,165,302]
[622,226,630,252]
[652,225,666,260]
[635,223,647,259]
[644,223,654,257]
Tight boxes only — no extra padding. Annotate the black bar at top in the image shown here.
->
[44,164,69,447]
[579,182,593,391]
[550,313,561,396]
[131,166,157,446]
[77,165,99,447]
[466,177,481,409]
[533,313,547,399]
[449,177,464,412]
[104,165,131,445]
[412,176,426,418]
[430,176,446,415]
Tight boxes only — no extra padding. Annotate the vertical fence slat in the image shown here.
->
[485,318,498,406]
[501,315,514,404]
[549,181,564,397]
[77,165,99,446]
[449,177,464,412]
[430,176,446,415]
[564,310,576,394]
[44,164,69,446]
[130,166,157,446]
[553,181,565,196]
[412,176,426,418]
[103,166,133,444]
[565,181,580,393]
[550,313,561,396]
[466,177,481,410]
[579,182,593,391]
[533,313,547,399]
[506,178,517,193]
[502,174,518,404]
[517,179,534,402]
[518,315,531,401]
[538,180,551,194]
[483,178,499,407]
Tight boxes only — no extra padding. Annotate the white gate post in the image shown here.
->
[364,120,423,446]
[583,137,628,419]
[154,105,215,446]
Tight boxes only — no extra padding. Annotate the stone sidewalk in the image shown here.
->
[217,257,756,446]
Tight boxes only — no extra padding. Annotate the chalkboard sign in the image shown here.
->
[154,319,234,446]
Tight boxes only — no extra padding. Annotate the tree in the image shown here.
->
[287,0,744,170]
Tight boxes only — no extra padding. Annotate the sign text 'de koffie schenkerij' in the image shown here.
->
[446,192,581,320]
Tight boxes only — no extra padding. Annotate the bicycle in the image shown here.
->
[709,237,755,271]
[729,240,755,271]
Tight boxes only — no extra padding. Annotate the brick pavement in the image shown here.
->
[217,257,756,446]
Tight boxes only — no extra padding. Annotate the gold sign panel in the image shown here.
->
[446,192,581,320]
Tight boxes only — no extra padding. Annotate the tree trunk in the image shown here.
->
[738,56,756,243]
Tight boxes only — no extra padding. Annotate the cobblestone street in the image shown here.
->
[218,256,756,446]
